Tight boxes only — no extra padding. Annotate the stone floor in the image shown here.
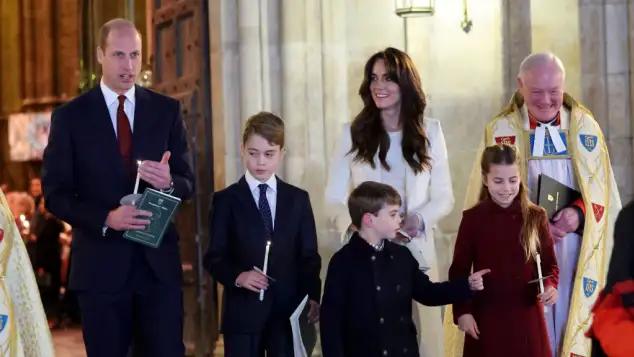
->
[51,328,221,356]
[52,328,86,357]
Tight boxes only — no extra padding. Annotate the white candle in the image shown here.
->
[536,253,548,312]
[260,240,271,301]
[535,253,544,294]
[133,160,142,194]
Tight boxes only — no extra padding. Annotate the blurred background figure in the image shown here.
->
[588,201,634,357]
[5,191,35,240]
[34,197,64,328]
[30,177,42,205]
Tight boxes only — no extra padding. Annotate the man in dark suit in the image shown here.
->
[204,112,321,357]
[41,18,193,357]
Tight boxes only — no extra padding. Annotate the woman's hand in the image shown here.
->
[401,214,420,238]
[457,314,480,340]
[539,285,558,306]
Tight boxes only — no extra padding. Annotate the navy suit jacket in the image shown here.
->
[204,176,322,334]
[41,85,194,292]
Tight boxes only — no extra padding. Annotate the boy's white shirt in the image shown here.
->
[244,170,277,227]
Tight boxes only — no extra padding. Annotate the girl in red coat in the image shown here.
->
[449,143,559,357]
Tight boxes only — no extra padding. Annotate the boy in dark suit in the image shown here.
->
[204,111,322,357]
[320,181,490,357]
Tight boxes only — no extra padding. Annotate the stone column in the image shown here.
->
[629,0,634,202]
[501,0,532,100]
[238,0,281,120]
[281,0,347,255]
[531,0,582,98]
[579,2,608,129]
[218,0,242,185]
[216,0,282,185]
[579,0,632,201]
[604,0,632,201]
[403,16,433,114]
[321,0,350,178]
[281,0,312,185]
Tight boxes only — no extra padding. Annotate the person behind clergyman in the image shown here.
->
[30,177,42,207]
[34,197,65,329]
[320,181,488,357]
[324,47,454,357]
[587,200,634,357]
[204,111,322,357]
[449,144,559,357]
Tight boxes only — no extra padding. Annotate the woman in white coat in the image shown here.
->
[325,47,454,357]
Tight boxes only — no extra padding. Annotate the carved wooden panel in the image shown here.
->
[151,0,216,354]
[0,0,23,116]
[20,0,80,110]
[21,0,37,106]
[56,0,80,101]
[32,0,55,105]
[0,0,78,185]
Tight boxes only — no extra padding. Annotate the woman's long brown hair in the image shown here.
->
[478,144,541,261]
[348,47,431,174]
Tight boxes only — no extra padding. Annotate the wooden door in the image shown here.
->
[150,1,216,355]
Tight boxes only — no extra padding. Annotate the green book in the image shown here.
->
[123,188,181,248]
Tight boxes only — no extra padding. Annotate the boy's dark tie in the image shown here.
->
[258,183,273,236]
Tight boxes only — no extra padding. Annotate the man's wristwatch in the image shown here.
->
[161,181,175,195]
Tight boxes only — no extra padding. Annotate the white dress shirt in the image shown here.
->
[100,79,136,235]
[235,170,278,288]
[244,170,277,228]
[100,79,136,135]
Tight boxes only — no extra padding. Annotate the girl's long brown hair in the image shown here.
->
[479,144,541,261]
[348,47,431,174]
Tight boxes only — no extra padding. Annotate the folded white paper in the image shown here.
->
[290,295,309,357]
[403,240,431,272]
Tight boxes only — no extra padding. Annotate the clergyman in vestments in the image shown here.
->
[0,189,56,356]
[443,52,621,357]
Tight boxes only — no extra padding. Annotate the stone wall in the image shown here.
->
[579,0,633,204]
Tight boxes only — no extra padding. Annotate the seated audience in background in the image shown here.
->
[34,197,65,328]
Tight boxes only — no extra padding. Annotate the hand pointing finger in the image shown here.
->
[472,269,491,277]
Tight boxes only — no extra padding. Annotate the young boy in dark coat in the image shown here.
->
[204,112,322,357]
[320,181,489,357]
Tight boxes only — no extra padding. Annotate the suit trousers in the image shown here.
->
[223,315,294,357]
[77,245,184,357]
